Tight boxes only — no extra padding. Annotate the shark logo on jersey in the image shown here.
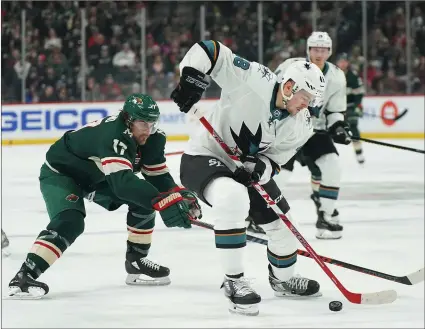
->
[257,65,273,81]
[230,123,271,157]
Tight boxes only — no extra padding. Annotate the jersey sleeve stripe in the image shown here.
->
[198,40,221,75]
[142,162,167,169]
[141,164,169,176]
[101,158,133,175]
[142,164,167,172]
[101,157,132,167]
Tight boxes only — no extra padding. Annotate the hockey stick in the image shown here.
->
[190,219,424,285]
[363,108,408,122]
[314,130,425,154]
[189,106,397,305]
[165,151,184,157]
[351,136,425,154]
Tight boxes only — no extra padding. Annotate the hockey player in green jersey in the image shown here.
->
[337,53,366,164]
[7,93,202,299]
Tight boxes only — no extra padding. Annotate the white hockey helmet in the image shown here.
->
[280,61,326,104]
[307,31,333,57]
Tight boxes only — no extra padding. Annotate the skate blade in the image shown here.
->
[228,300,259,316]
[125,274,171,286]
[274,290,322,298]
[5,287,47,300]
[316,229,342,240]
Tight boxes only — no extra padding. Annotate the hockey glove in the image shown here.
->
[152,187,202,229]
[170,67,209,113]
[354,104,363,117]
[233,155,273,187]
[328,121,352,145]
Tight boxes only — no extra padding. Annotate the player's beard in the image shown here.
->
[135,134,150,145]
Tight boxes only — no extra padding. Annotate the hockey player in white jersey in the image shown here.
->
[171,40,326,316]
[269,32,352,240]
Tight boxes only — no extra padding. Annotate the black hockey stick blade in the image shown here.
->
[393,108,408,121]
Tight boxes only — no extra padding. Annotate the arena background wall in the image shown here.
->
[2,95,424,145]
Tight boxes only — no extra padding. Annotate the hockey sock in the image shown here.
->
[126,211,155,261]
[318,184,339,214]
[353,141,363,155]
[267,247,297,281]
[24,209,85,279]
[310,174,321,201]
[315,154,341,215]
[214,227,246,276]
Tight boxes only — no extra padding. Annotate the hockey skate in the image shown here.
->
[356,153,365,164]
[315,210,343,239]
[245,216,265,235]
[221,275,261,316]
[125,258,170,286]
[268,265,321,298]
[2,229,10,257]
[7,264,49,299]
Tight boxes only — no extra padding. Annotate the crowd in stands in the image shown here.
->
[1,1,424,104]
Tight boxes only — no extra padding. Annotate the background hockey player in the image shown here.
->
[7,94,202,299]
[336,53,366,164]
[171,40,325,316]
[270,32,352,240]
[2,229,10,256]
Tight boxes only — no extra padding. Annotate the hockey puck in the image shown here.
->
[329,301,343,312]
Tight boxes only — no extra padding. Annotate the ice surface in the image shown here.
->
[1,140,424,328]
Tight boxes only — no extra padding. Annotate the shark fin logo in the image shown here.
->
[230,123,271,156]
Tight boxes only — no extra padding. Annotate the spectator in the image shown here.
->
[57,85,68,102]
[86,76,102,101]
[112,42,135,68]
[39,85,57,102]
[44,28,62,50]
[100,74,123,101]
[1,1,423,103]
[93,45,114,84]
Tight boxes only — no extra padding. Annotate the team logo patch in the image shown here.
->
[133,97,143,104]
[65,194,79,202]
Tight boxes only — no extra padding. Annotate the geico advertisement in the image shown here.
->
[1,101,197,139]
[1,97,423,140]
[359,96,424,132]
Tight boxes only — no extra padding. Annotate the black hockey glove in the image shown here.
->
[170,67,209,113]
[328,121,352,145]
[233,155,268,187]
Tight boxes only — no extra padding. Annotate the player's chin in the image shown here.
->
[135,136,149,145]
[287,107,300,116]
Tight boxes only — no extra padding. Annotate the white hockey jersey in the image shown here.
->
[275,57,347,130]
[180,41,315,173]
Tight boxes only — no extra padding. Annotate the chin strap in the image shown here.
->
[280,82,293,108]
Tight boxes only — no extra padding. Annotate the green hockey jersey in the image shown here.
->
[44,112,177,210]
[346,69,365,110]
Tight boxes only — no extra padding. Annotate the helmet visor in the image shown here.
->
[132,119,158,134]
